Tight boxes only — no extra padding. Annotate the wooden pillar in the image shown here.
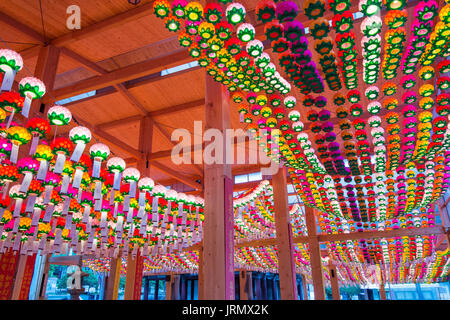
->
[239,271,248,300]
[32,45,60,115]
[272,167,298,300]
[104,256,121,300]
[301,274,308,300]
[379,284,387,300]
[11,254,28,300]
[197,244,204,300]
[304,207,325,300]
[137,116,153,176]
[328,261,340,300]
[201,74,234,300]
[165,275,173,300]
[172,275,181,300]
[124,251,144,300]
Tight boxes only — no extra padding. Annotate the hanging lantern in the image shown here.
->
[153,0,171,18]
[237,23,255,42]
[185,1,203,22]
[276,1,298,22]
[7,126,31,163]
[26,117,51,155]
[51,137,74,174]
[9,184,26,218]
[309,18,330,40]
[0,92,23,128]
[107,157,126,192]
[164,15,180,32]
[33,144,53,181]
[17,157,39,194]
[246,40,264,57]
[47,105,72,126]
[123,168,141,199]
[225,38,242,56]
[71,154,92,190]
[0,137,11,161]
[185,20,200,35]
[69,126,91,162]
[171,0,187,18]
[215,21,233,41]
[0,49,23,92]
[256,0,276,23]
[226,3,246,25]
[89,143,110,179]
[359,0,381,16]
[18,77,46,118]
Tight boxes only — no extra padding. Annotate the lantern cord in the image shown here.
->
[38,0,48,46]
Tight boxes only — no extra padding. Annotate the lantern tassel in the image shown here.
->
[12,199,23,218]
[109,189,115,205]
[94,195,102,211]
[36,160,48,181]
[10,143,18,163]
[92,159,101,178]
[2,181,9,198]
[62,197,70,216]
[240,112,244,122]
[19,172,33,193]
[29,135,40,155]
[65,215,72,231]
[21,95,32,118]
[72,168,83,189]
[0,68,16,92]
[53,153,66,174]
[25,194,36,212]
[60,175,70,194]
[152,196,159,225]
[43,204,54,223]
[94,181,102,199]
[31,208,41,226]
[113,202,118,218]
[43,186,52,204]
[129,181,137,198]
[113,172,121,190]
[138,191,145,207]
[82,205,90,223]
[123,195,130,212]
[70,142,86,162]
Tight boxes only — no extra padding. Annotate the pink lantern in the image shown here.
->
[17,157,39,193]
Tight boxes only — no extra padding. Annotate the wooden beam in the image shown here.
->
[51,2,156,47]
[44,49,190,103]
[0,12,45,43]
[272,166,298,300]
[318,226,445,242]
[201,74,234,300]
[124,251,144,300]
[138,116,153,176]
[97,115,145,130]
[149,161,202,190]
[104,256,121,300]
[74,116,144,159]
[32,45,61,115]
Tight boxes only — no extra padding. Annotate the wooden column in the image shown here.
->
[301,274,308,300]
[104,256,121,300]
[32,45,60,115]
[124,251,144,300]
[172,275,181,300]
[197,244,204,300]
[239,271,248,300]
[137,116,153,176]
[379,284,387,300]
[272,167,298,300]
[201,75,234,300]
[328,261,340,300]
[11,254,28,300]
[165,275,173,300]
[304,207,325,300]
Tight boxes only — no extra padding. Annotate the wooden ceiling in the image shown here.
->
[0,0,432,193]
